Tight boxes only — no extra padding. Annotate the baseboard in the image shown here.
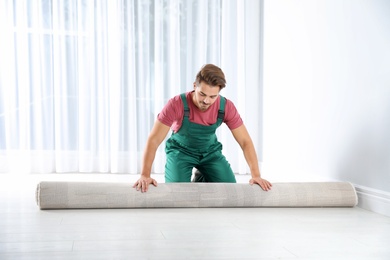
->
[354,184,390,217]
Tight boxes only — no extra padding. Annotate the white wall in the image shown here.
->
[263,0,390,192]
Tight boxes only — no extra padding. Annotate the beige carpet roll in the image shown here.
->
[36,181,358,209]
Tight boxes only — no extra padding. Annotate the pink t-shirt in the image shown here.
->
[158,91,243,133]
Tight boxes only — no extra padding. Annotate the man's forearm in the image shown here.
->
[242,143,261,178]
[140,142,158,177]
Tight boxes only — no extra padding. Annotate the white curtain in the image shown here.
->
[0,0,263,174]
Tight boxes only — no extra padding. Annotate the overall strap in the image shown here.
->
[217,95,226,125]
[180,93,190,117]
[181,93,225,124]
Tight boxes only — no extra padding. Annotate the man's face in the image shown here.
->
[192,81,220,111]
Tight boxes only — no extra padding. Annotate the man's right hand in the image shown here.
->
[133,176,158,193]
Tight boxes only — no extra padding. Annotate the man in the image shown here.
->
[133,64,272,192]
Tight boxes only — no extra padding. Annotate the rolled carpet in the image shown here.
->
[36,181,358,209]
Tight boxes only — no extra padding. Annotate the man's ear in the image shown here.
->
[193,82,197,89]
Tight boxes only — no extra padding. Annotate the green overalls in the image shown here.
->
[164,93,236,183]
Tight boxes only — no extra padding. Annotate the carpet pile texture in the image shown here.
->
[36,181,358,209]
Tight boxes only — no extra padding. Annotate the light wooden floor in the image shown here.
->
[1,174,390,259]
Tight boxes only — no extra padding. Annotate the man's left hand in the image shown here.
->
[249,177,272,191]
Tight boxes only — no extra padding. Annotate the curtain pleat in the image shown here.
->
[0,0,263,174]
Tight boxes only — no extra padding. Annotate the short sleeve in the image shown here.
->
[223,99,243,130]
[157,94,184,132]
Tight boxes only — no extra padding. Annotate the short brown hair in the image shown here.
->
[195,64,226,89]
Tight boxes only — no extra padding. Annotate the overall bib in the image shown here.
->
[164,93,236,183]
